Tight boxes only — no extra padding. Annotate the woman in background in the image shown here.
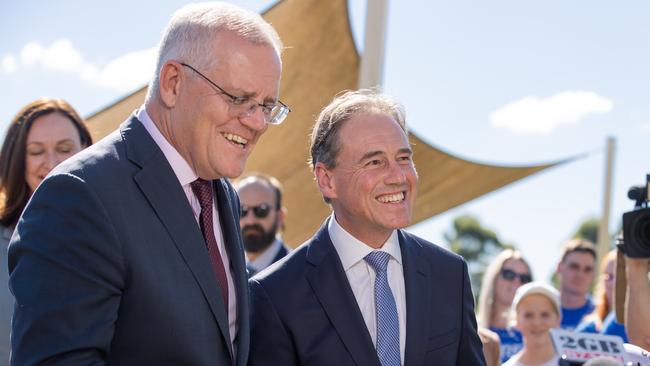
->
[478,249,533,363]
[0,97,92,362]
[576,249,627,341]
[503,282,562,366]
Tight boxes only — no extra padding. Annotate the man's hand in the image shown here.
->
[624,255,650,348]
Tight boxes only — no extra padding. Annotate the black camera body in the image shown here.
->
[621,174,650,258]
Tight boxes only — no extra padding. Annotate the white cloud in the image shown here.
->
[20,42,45,67]
[21,40,86,72]
[490,91,614,135]
[92,48,157,91]
[6,39,156,92]
[1,55,17,73]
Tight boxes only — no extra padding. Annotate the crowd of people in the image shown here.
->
[474,239,636,365]
[0,2,648,366]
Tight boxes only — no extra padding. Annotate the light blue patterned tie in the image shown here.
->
[364,251,401,366]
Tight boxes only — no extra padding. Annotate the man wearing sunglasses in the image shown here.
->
[555,238,597,330]
[8,3,287,365]
[234,173,289,277]
[248,90,485,366]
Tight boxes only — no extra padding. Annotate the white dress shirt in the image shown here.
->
[138,107,238,351]
[246,238,285,273]
[328,214,406,363]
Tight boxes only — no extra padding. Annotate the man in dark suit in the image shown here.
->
[8,3,288,365]
[234,173,290,277]
[249,90,485,366]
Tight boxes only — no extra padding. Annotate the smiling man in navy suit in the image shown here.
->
[8,3,289,365]
[249,90,485,366]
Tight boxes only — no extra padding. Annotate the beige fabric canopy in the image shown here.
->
[86,0,569,246]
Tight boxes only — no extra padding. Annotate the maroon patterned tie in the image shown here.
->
[190,178,229,311]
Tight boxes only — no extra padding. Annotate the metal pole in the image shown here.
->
[597,136,616,261]
[358,0,389,89]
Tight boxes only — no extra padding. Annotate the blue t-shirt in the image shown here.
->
[576,318,598,334]
[490,327,523,363]
[576,311,628,343]
[561,298,595,330]
[601,312,628,342]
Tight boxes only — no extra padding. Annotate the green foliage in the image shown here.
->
[572,217,600,244]
[445,214,514,299]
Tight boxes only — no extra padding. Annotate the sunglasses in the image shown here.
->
[240,203,273,219]
[500,268,532,284]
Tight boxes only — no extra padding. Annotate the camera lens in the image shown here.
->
[637,214,650,245]
[623,208,650,257]
[631,210,650,249]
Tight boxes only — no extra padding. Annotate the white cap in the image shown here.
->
[512,281,562,320]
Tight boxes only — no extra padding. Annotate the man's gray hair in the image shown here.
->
[309,89,407,171]
[146,2,283,101]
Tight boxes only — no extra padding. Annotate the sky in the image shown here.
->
[1,0,648,281]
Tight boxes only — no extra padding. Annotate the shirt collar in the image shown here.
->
[137,106,197,186]
[328,213,402,271]
[247,238,283,272]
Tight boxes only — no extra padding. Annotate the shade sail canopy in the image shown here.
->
[85,0,568,246]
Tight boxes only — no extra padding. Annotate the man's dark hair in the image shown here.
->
[560,238,597,263]
[308,89,407,203]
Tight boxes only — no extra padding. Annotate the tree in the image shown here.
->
[572,217,600,244]
[444,214,514,299]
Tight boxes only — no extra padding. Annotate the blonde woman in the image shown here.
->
[478,249,533,363]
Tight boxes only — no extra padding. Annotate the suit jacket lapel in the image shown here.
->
[272,243,288,263]
[122,116,233,359]
[305,221,381,366]
[399,231,430,366]
[214,179,249,366]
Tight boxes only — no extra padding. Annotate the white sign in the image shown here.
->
[550,328,627,363]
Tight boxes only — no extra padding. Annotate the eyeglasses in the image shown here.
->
[180,62,291,125]
[500,268,532,284]
[241,203,273,219]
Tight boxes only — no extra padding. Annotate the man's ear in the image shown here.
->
[314,162,337,201]
[277,206,287,232]
[158,61,183,108]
